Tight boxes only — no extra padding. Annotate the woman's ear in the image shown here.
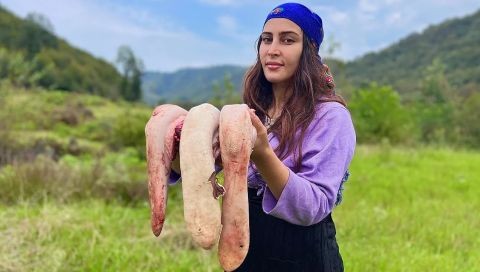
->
[323,64,335,89]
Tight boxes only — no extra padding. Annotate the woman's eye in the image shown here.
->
[283,38,295,44]
[261,37,272,43]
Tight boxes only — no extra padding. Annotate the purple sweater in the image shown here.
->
[169,102,356,226]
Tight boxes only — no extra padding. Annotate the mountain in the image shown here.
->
[142,9,480,103]
[142,65,246,105]
[344,9,480,95]
[0,6,122,98]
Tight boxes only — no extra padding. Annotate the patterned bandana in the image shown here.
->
[264,2,324,51]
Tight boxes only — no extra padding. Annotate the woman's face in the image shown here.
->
[259,18,303,87]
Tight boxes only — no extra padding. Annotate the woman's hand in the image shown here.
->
[248,109,270,162]
[247,108,289,199]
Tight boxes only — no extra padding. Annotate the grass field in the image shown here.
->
[1,145,479,272]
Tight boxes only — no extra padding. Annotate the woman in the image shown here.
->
[236,3,356,271]
[168,2,355,271]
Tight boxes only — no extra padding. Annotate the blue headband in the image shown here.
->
[264,3,324,51]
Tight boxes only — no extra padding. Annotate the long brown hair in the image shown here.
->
[243,35,346,171]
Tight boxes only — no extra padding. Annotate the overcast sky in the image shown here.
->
[1,0,479,72]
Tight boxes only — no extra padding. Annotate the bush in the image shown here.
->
[0,151,149,205]
[455,92,480,147]
[110,110,147,152]
[349,83,416,144]
[53,100,94,126]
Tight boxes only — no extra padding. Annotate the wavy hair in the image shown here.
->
[243,35,346,171]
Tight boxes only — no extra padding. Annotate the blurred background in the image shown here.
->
[0,0,479,271]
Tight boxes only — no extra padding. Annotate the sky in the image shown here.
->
[1,0,479,72]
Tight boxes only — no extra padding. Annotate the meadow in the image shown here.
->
[1,145,479,272]
[0,88,479,271]
[1,4,480,271]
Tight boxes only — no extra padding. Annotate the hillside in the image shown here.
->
[344,9,480,95]
[141,61,346,105]
[142,65,246,105]
[142,9,480,103]
[0,6,122,98]
[0,84,152,203]
[0,86,150,162]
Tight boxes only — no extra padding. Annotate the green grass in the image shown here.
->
[335,145,480,271]
[0,87,151,156]
[1,145,479,271]
[0,195,218,272]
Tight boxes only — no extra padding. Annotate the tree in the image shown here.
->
[419,59,452,104]
[21,13,57,58]
[0,47,48,87]
[209,73,241,108]
[348,83,415,144]
[455,92,480,147]
[26,12,55,33]
[116,45,144,101]
[414,58,456,143]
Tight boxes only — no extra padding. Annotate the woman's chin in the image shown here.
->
[264,74,286,84]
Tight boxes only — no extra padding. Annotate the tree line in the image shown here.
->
[0,7,142,102]
[193,59,480,149]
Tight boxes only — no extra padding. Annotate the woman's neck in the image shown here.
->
[270,83,291,117]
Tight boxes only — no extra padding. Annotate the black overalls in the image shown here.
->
[233,188,344,272]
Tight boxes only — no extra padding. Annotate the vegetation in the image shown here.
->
[116,45,144,102]
[0,4,479,271]
[139,10,480,148]
[1,141,479,271]
[344,9,480,96]
[142,10,480,105]
[142,65,246,105]
[208,73,242,108]
[0,90,147,200]
[348,83,414,144]
[2,4,478,147]
[338,145,480,271]
[0,6,127,100]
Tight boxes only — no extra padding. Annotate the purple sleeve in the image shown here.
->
[168,169,181,185]
[262,105,356,226]
[167,165,223,185]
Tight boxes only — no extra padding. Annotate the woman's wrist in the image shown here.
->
[251,145,289,198]
[250,144,274,165]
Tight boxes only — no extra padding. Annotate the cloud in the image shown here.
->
[215,14,256,45]
[218,15,237,32]
[385,0,401,5]
[312,5,349,26]
[330,11,349,25]
[386,12,402,26]
[198,0,269,7]
[199,0,238,6]
[434,0,475,5]
[2,0,479,70]
[358,0,379,14]
[0,0,257,71]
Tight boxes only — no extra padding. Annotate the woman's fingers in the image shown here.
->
[248,109,269,159]
[248,109,266,134]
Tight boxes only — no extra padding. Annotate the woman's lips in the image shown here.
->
[265,62,283,70]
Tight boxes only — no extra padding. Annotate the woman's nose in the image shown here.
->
[267,41,280,56]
